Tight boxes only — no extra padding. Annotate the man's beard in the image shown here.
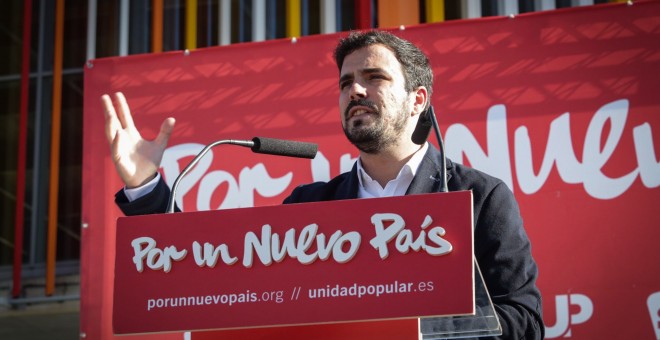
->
[343,99,407,154]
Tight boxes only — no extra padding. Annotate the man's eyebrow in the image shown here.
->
[339,73,353,86]
[339,68,389,85]
[362,68,387,74]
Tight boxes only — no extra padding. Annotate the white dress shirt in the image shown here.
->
[356,142,428,199]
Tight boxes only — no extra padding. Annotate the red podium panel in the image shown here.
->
[113,191,474,335]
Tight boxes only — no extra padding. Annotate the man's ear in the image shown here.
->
[411,86,428,116]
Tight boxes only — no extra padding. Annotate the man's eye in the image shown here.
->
[340,81,351,89]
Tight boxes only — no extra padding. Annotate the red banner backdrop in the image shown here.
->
[82,2,660,339]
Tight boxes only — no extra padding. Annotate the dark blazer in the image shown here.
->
[115,145,544,339]
[283,145,544,339]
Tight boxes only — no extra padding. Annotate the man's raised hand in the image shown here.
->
[101,92,175,188]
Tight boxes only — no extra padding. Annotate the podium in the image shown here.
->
[420,261,501,339]
[113,191,501,338]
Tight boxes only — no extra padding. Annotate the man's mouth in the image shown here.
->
[349,107,373,119]
[345,100,378,120]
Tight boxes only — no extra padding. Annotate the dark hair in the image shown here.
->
[333,30,433,109]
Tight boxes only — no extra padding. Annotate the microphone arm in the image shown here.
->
[166,137,318,213]
[428,107,448,193]
[411,106,448,193]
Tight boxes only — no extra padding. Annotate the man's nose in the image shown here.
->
[349,82,367,100]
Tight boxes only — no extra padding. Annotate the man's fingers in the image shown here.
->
[114,92,136,131]
[155,117,176,147]
[110,129,123,163]
[101,94,121,145]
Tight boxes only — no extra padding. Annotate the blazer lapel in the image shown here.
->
[406,145,449,195]
[335,163,360,199]
[337,145,451,198]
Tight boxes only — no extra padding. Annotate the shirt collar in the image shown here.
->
[356,142,428,198]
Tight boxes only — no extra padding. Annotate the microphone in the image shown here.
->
[166,137,318,213]
[411,107,433,145]
[251,137,318,159]
[411,106,448,193]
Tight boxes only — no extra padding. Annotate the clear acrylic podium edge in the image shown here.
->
[419,259,502,339]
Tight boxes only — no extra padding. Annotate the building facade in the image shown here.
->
[1,0,621,306]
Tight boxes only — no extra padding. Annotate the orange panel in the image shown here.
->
[47,0,65,296]
[378,0,419,28]
[152,0,163,52]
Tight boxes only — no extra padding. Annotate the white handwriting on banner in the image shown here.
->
[192,241,238,267]
[160,143,292,210]
[242,224,361,267]
[310,151,357,182]
[546,293,594,338]
[161,99,658,206]
[131,237,187,273]
[512,99,656,198]
[369,214,453,259]
[130,213,451,272]
[647,292,660,340]
[443,99,657,199]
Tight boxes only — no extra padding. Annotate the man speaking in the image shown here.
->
[101,30,544,339]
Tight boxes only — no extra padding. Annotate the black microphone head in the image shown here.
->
[251,137,318,159]
[411,107,433,145]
